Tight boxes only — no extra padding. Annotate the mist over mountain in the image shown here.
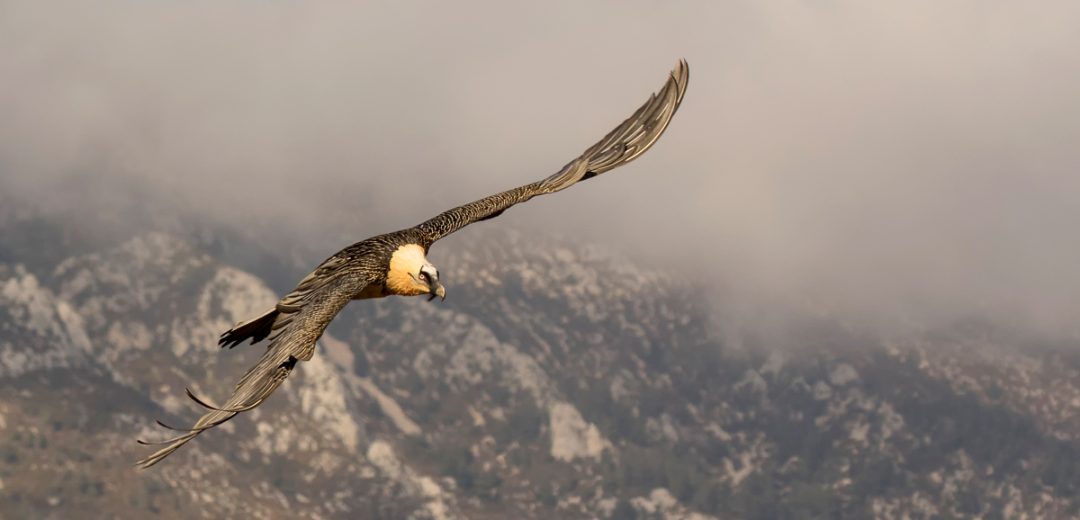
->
[1,182,1079,519]
[4,0,1080,335]
[2,1,1080,518]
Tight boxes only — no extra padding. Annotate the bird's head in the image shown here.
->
[386,244,445,301]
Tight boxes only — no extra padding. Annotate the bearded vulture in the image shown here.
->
[137,60,689,468]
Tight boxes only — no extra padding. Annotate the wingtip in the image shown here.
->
[134,450,163,469]
[671,59,690,101]
[134,452,168,470]
[675,58,688,73]
[185,387,219,411]
[134,429,201,469]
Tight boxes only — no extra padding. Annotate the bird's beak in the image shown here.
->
[428,280,446,302]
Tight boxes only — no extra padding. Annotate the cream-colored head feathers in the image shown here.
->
[387,244,434,296]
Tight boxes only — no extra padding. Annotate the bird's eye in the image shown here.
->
[419,272,430,282]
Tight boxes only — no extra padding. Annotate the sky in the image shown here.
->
[2,1,1080,336]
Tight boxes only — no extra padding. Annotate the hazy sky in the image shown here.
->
[2,1,1079,335]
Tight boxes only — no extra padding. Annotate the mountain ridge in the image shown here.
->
[0,220,1077,518]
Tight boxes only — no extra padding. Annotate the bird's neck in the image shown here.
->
[386,244,429,296]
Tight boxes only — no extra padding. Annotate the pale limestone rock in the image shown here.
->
[549,401,609,462]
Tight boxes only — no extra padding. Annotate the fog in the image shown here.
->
[2,1,1079,336]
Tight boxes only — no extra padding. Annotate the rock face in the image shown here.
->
[0,214,1078,519]
[0,265,91,378]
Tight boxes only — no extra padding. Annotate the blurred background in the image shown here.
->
[1,1,1078,518]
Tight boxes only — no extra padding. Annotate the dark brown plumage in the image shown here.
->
[136,60,689,468]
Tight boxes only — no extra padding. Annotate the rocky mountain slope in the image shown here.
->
[0,208,1078,519]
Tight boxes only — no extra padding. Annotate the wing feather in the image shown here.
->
[417,59,689,244]
[136,262,368,468]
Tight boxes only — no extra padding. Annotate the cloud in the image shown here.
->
[2,0,1079,335]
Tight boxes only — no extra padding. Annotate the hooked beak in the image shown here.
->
[427,280,446,302]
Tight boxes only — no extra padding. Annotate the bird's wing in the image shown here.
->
[416,59,689,245]
[136,258,370,468]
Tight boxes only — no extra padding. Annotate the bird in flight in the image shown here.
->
[137,60,689,468]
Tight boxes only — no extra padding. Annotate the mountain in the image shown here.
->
[0,204,1078,519]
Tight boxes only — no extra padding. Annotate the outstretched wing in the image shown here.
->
[136,258,370,468]
[416,59,689,245]
[218,254,355,349]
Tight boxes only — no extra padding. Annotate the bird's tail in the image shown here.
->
[219,307,278,349]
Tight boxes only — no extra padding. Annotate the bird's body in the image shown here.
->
[137,60,689,468]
